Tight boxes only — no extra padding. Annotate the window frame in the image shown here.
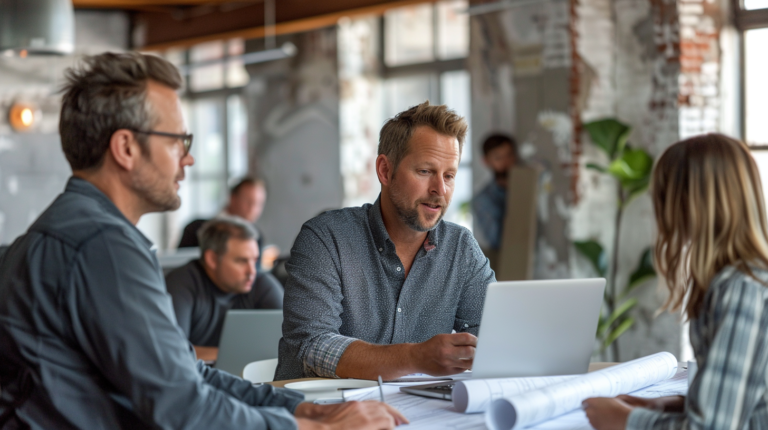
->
[378,2,473,228]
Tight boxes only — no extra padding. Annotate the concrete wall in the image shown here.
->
[245,28,343,252]
[471,0,728,361]
[0,11,129,245]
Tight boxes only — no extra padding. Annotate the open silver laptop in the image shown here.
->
[401,278,605,399]
[214,310,283,377]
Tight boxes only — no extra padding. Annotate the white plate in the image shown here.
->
[284,379,378,393]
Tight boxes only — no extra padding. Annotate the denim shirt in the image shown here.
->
[275,195,496,380]
[0,177,302,429]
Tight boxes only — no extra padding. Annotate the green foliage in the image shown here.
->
[573,240,607,278]
[576,118,658,358]
[584,119,630,159]
[626,249,655,295]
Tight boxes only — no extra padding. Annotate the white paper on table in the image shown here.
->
[453,374,579,413]
[343,384,487,429]
[485,352,679,430]
[526,367,689,429]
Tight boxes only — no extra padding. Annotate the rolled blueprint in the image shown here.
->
[485,352,678,430]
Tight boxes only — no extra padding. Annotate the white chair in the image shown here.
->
[242,358,279,383]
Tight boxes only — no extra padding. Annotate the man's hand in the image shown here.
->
[581,397,633,430]
[410,333,477,376]
[295,401,408,430]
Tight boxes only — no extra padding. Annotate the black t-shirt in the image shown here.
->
[165,260,283,347]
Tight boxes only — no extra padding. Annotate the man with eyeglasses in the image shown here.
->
[0,53,404,430]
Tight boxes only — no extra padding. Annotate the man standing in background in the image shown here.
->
[472,134,518,252]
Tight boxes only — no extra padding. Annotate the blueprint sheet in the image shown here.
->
[344,367,688,430]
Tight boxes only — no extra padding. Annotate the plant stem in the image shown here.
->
[608,183,625,362]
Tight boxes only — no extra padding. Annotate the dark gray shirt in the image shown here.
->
[275,196,496,380]
[0,177,303,429]
[166,260,284,346]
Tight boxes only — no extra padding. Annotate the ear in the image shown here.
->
[376,154,394,187]
[203,249,219,271]
[108,129,144,171]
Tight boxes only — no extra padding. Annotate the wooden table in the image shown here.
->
[268,362,619,388]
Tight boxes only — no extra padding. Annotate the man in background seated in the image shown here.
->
[166,217,284,362]
[0,52,403,430]
[276,101,496,381]
[472,133,518,252]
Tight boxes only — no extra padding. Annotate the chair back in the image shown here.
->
[242,358,279,383]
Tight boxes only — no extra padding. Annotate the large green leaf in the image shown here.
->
[573,240,607,277]
[586,162,607,173]
[601,298,638,333]
[584,119,631,159]
[625,248,656,294]
[602,317,635,350]
[607,147,653,188]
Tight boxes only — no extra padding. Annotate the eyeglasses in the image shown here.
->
[130,129,194,156]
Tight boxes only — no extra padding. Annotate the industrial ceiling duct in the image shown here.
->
[0,0,74,56]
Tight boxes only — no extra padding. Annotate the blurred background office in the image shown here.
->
[0,0,763,365]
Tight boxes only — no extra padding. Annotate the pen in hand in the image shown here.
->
[377,375,386,403]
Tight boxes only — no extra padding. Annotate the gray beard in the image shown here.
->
[388,182,446,233]
[132,161,181,213]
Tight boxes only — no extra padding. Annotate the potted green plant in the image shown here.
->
[575,118,656,361]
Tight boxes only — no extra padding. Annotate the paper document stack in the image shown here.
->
[342,352,685,429]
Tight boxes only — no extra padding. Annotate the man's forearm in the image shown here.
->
[334,340,417,380]
[194,345,218,363]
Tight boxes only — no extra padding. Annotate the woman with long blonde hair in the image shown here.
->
[583,133,768,429]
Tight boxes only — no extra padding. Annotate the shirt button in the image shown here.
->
[396,267,401,272]
[398,308,402,312]
[464,323,469,328]
[379,247,383,252]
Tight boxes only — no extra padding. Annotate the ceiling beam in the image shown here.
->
[73,0,259,8]
[136,0,434,51]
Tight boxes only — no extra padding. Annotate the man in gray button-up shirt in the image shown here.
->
[276,102,496,381]
[0,52,404,430]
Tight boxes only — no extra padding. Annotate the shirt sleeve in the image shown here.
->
[246,272,284,310]
[472,190,502,250]
[626,273,768,430]
[454,233,496,335]
[282,224,358,378]
[68,229,300,430]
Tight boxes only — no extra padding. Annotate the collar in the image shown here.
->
[65,176,153,249]
[368,194,439,253]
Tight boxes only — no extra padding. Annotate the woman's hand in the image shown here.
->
[582,397,633,430]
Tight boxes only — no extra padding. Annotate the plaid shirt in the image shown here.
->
[627,266,768,429]
[274,196,495,380]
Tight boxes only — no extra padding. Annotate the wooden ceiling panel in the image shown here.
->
[127,0,431,51]
[73,0,257,8]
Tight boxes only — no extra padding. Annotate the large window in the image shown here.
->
[738,3,768,211]
[381,0,472,230]
[137,40,250,250]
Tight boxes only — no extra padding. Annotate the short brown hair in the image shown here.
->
[59,52,182,171]
[378,101,468,171]
[198,216,259,257]
[482,133,517,157]
[230,177,266,196]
